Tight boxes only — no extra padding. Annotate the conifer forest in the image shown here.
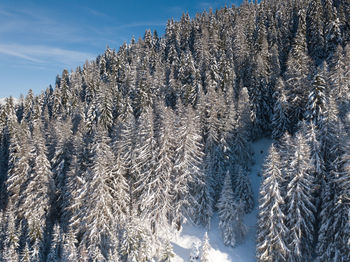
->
[0,0,350,261]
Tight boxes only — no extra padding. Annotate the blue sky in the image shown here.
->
[0,0,242,98]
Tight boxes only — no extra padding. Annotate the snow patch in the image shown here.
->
[171,138,273,262]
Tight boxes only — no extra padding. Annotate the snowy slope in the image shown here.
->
[171,138,273,262]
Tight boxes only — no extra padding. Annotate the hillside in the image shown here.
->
[171,138,272,262]
[0,0,349,261]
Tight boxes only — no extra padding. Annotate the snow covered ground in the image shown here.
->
[171,138,273,262]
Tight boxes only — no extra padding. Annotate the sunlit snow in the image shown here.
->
[170,138,273,262]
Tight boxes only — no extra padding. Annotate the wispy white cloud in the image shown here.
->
[0,6,91,44]
[0,3,166,72]
[85,7,112,20]
[0,44,95,67]
[0,46,42,63]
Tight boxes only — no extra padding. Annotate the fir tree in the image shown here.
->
[271,78,289,140]
[61,229,78,262]
[330,153,350,261]
[47,223,61,262]
[6,121,32,213]
[22,121,54,245]
[284,10,312,131]
[134,105,171,234]
[120,217,151,262]
[50,118,74,219]
[160,240,175,262]
[97,85,114,131]
[228,112,252,171]
[178,52,200,106]
[257,145,288,262]
[217,172,247,247]
[21,242,30,262]
[200,232,211,262]
[189,242,200,262]
[285,132,315,261]
[305,63,328,125]
[316,126,349,262]
[2,210,19,262]
[172,105,205,230]
[306,0,325,63]
[192,172,213,229]
[0,2,348,261]
[77,129,119,260]
[233,166,254,214]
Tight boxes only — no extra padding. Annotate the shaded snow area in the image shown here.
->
[171,138,273,262]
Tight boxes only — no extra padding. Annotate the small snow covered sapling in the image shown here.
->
[160,240,175,262]
[190,241,201,262]
[200,232,211,262]
[21,242,31,262]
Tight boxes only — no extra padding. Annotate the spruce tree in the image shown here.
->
[284,10,312,131]
[172,105,205,230]
[190,242,200,262]
[316,125,349,262]
[2,210,19,262]
[51,118,74,219]
[217,172,247,247]
[6,121,31,213]
[271,78,289,140]
[21,242,30,262]
[192,172,213,228]
[61,229,78,262]
[228,113,252,171]
[330,153,350,261]
[160,240,175,262]
[97,86,114,131]
[178,52,200,106]
[257,145,288,262]
[77,129,119,260]
[0,2,348,261]
[306,0,325,62]
[47,223,61,262]
[200,232,211,262]
[120,217,151,262]
[285,132,315,262]
[305,63,328,125]
[134,106,170,233]
[22,121,53,245]
[233,166,254,214]
[303,122,325,215]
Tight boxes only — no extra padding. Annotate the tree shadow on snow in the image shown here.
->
[171,241,190,261]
